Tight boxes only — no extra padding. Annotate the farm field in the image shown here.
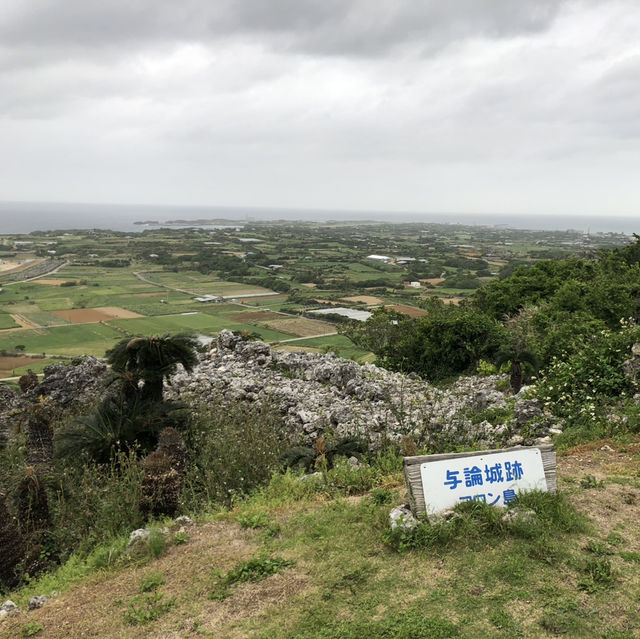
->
[0,221,630,378]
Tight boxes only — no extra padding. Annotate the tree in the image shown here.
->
[106,333,198,403]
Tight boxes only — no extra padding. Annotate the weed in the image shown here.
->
[173,531,189,545]
[580,474,604,489]
[122,591,175,625]
[147,527,166,559]
[578,556,615,593]
[619,551,640,563]
[584,540,614,556]
[209,555,295,601]
[19,621,43,638]
[605,532,625,546]
[368,487,393,505]
[139,572,165,593]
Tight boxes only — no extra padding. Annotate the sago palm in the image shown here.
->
[106,333,199,402]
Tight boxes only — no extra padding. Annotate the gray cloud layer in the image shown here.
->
[1,0,639,217]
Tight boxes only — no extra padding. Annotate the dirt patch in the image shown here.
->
[341,295,384,305]
[421,278,445,286]
[9,313,41,329]
[263,317,337,337]
[94,307,144,319]
[385,304,428,318]
[301,283,317,288]
[443,297,464,305]
[232,311,283,322]
[52,307,143,323]
[559,442,640,548]
[52,309,114,323]
[0,521,306,639]
[0,260,21,273]
[0,355,48,378]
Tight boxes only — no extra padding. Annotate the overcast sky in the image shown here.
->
[1,0,639,218]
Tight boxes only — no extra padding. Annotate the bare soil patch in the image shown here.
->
[341,295,384,305]
[36,279,69,286]
[94,307,144,319]
[385,304,428,318]
[51,307,143,324]
[9,314,40,329]
[421,278,445,286]
[52,309,113,323]
[263,317,337,337]
[0,521,307,639]
[0,355,47,378]
[301,283,317,288]
[0,260,21,273]
[443,297,464,305]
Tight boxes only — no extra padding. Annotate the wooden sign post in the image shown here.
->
[403,445,556,516]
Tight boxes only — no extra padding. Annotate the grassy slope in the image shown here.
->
[3,441,640,639]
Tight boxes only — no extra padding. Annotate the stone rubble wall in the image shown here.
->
[167,330,556,450]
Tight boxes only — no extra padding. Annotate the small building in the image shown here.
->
[367,255,392,263]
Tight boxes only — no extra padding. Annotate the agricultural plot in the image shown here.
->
[0,323,124,357]
[107,312,295,343]
[0,312,18,329]
[0,355,49,378]
[144,270,275,296]
[279,333,374,362]
[261,317,337,337]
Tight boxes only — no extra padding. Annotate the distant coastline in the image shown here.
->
[0,200,637,235]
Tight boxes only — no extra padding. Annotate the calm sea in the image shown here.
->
[0,200,637,235]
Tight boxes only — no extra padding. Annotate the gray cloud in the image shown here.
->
[0,0,639,217]
[2,0,562,56]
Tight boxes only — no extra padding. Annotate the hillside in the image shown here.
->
[1,441,639,638]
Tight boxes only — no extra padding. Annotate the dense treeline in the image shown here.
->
[345,235,640,382]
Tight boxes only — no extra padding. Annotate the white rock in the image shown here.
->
[128,528,150,546]
[28,595,51,611]
[389,504,419,532]
[174,515,194,526]
[0,600,19,618]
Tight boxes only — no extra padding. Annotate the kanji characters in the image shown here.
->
[463,465,483,487]
[503,489,516,504]
[444,469,462,490]
[484,462,504,484]
[505,460,524,481]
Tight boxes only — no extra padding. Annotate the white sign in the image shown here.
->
[419,448,547,515]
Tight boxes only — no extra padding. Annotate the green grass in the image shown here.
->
[0,323,123,356]
[0,311,18,329]
[283,334,374,362]
[107,312,296,342]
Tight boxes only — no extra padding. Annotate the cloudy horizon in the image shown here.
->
[1,1,640,219]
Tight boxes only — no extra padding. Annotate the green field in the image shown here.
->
[0,311,17,329]
[0,323,124,357]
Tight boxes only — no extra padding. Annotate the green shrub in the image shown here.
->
[147,528,166,559]
[182,396,289,508]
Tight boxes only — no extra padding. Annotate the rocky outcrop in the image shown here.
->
[167,330,553,450]
[23,356,107,407]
